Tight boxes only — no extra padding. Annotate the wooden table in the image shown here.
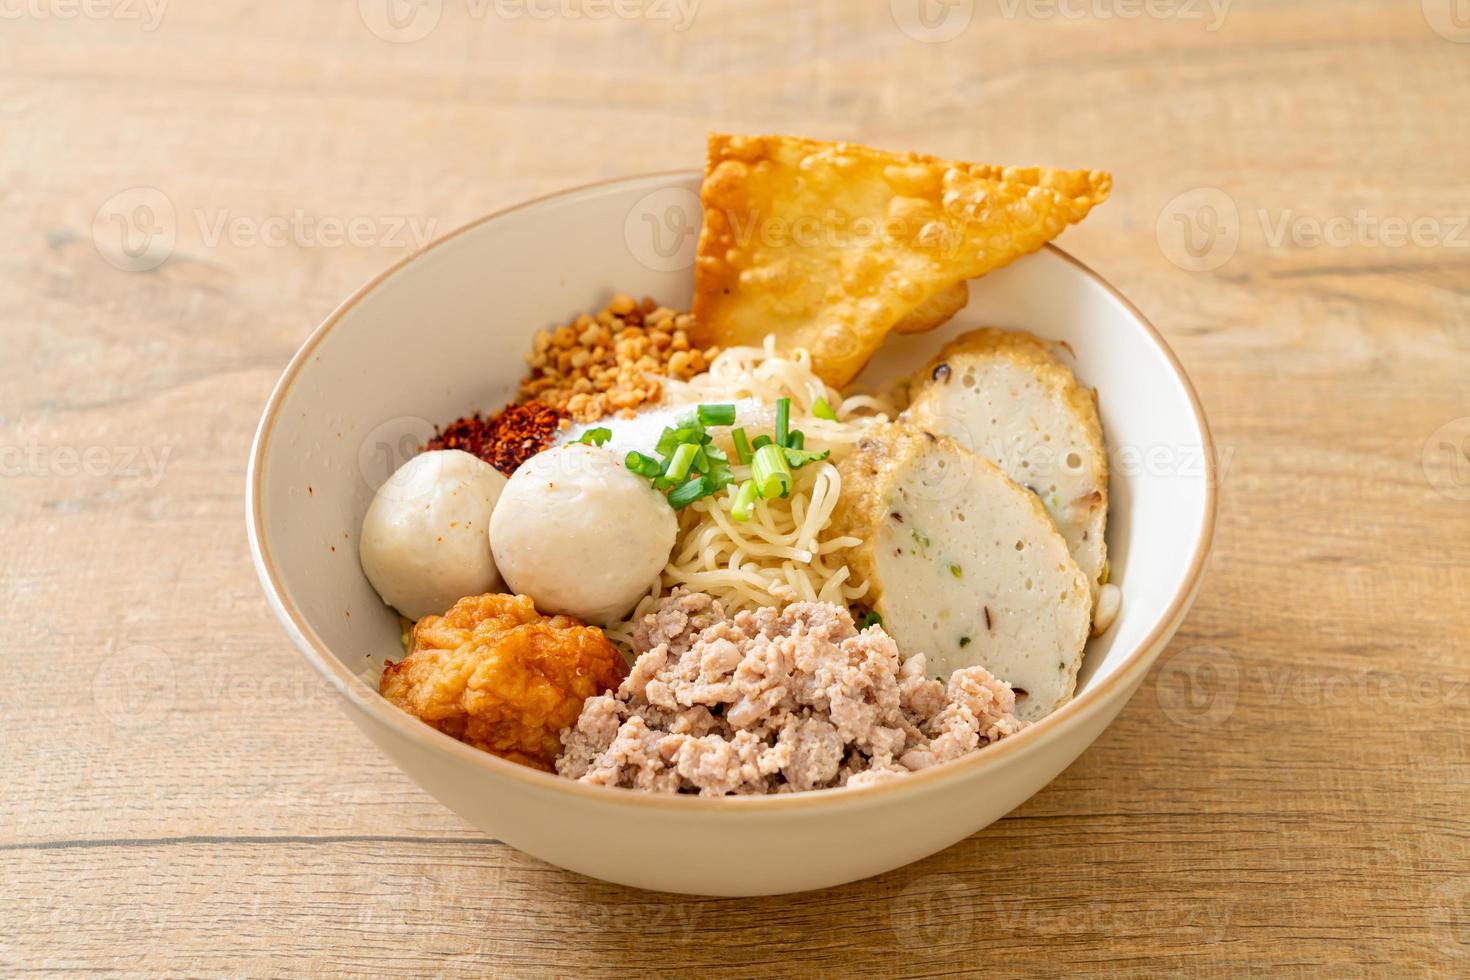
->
[5,2,1467,975]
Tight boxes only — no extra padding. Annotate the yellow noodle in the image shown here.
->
[604,341,895,648]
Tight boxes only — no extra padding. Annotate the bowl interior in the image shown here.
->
[252,173,1212,723]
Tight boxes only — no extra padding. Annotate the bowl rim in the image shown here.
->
[246,170,1218,812]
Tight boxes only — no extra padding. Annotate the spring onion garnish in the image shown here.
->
[812,396,838,421]
[576,427,612,446]
[655,424,703,459]
[625,451,661,479]
[861,611,884,629]
[751,443,793,499]
[782,446,830,468]
[731,427,752,465]
[665,442,700,482]
[729,479,758,522]
[696,403,736,427]
[702,443,733,488]
[949,563,963,579]
[667,475,709,509]
[774,397,791,448]
[624,393,831,511]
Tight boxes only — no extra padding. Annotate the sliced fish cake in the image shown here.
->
[834,424,1091,722]
[905,328,1110,622]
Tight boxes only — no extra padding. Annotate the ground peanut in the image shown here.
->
[519,296,719,422]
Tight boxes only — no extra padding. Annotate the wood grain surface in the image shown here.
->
[3,1,1468,976]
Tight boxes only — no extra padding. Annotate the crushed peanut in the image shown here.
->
[519,293,719,422]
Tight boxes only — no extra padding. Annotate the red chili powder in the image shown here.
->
[427,401,566,475]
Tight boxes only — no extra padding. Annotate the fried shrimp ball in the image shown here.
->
[379,593,626,771]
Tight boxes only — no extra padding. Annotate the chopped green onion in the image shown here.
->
[775,397,791,447]
[751,434,773,452]
[751,443,793,499]
[666,442,700,482]
[949,563,963,579]
[812,397,839,421]
[861,611,884,629]
[625,451,661,479]
[576,427,612,446]
[667,475,709,509]
[706,463,734,491]
[729,479,758,522]
[655,424,704,458]
[654,427,681,458]
[696,403,736,427]
[702,444,734,490]
[731,428,753,465]
[959,636,972,648]
[786,429,805,451]
[782,446,831,468]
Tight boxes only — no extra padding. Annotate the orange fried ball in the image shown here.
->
[379,593,626,771]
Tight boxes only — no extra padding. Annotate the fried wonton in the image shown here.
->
[893,280,969,335]
[690,134,1111,386]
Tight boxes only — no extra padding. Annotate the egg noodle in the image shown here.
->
[606,338,899,647]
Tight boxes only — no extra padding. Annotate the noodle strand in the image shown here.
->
[605,340,898,646]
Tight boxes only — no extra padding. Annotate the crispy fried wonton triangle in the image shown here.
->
[690,134,1111,386]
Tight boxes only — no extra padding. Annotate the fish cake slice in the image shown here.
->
[834,423,1091,722]
[905,328,1110,620]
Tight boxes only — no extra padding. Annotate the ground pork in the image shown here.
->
[556,590,1026,796]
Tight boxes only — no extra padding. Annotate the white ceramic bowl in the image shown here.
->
[247,173,1216,896]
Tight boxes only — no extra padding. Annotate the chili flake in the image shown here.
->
[427,401,567,476]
